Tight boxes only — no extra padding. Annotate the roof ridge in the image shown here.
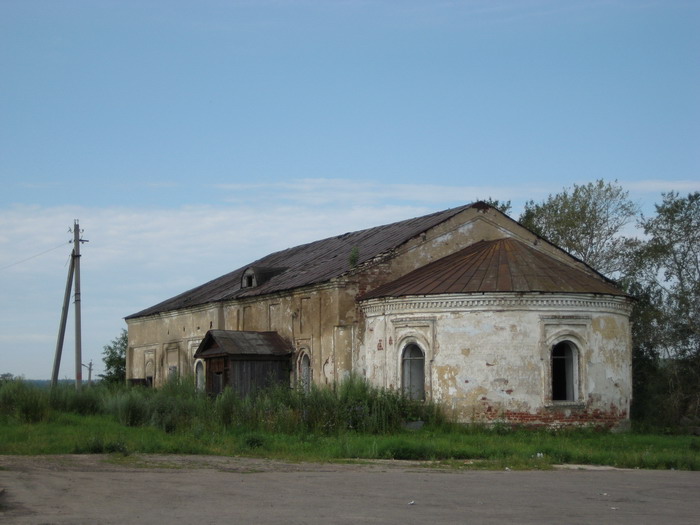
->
[127,203,476,319]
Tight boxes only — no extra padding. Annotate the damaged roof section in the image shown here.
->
[127,204,474,318]
[360,237,627,300]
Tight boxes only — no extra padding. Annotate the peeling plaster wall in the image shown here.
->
[360,293,633,428]
[126,284,357,388]
[126,304,222,385]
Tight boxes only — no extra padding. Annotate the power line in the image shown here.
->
[0,241,70,271]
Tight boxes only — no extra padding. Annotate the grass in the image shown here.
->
[0,377,698,470]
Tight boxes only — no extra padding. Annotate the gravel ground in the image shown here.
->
[1,455,698,524]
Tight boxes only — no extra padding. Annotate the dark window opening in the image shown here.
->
[552,341,576,401]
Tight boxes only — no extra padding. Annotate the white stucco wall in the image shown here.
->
[360,292,633,427]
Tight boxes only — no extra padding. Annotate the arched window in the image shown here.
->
[145,360,154,387]
[402,344,425,401]
[552,341,577,401]
[195,361,205,392]
[298,353,311,393]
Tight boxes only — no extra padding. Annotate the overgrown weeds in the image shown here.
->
[0,379,50,423]
[0,375,440,435]
[1,377,699,470]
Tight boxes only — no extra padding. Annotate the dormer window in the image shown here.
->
[242,268,257,288]
[240,266,287,289]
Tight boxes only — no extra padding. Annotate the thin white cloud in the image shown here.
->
[214,178,523,208]
[622,179,700,194]
[17,181,64,190]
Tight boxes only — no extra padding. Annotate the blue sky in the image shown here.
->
[1,0,698,379]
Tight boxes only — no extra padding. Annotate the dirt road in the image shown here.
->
[1,455,698,524]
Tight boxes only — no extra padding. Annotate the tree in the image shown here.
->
[100,329,128,384]
[630,192,700,423]
[641,192,700,346]
[519,180,639,276]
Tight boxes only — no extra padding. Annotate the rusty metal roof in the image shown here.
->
[360,237,626,300]
[194,330,294,359]
[127,204,474,318]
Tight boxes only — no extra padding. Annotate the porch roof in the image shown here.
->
[194,330,294,359]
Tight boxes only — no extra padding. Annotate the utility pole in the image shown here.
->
[73,221,83,389]
[51,220,88,389]
[82,360,93,386]
[51,253,75,387]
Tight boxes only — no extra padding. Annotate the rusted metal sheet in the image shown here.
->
[360,238,627,300]
[127,204,473,319]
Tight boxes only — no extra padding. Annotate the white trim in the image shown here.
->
[362,293,632,317]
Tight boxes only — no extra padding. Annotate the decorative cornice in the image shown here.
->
[126,302,221,323]
[361,293,633,317]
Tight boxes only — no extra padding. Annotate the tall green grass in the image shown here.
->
[210,376,443,435]
[0,375,440,435]
[0,379,49,423]
[1,377,699,470]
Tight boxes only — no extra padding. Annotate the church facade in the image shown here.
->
[126,203,633,428]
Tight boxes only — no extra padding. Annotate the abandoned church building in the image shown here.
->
[125,203,633,428]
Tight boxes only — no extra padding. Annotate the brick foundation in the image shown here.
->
[489,405,628,429]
